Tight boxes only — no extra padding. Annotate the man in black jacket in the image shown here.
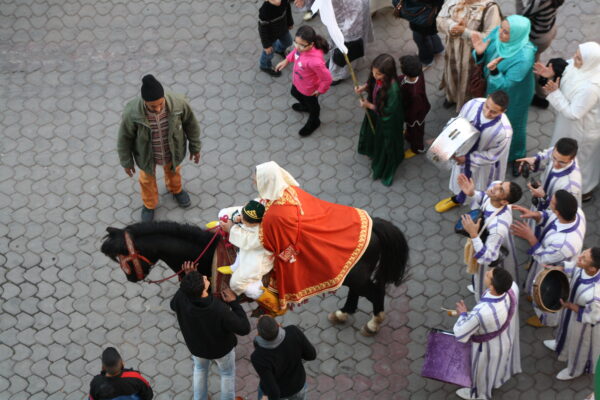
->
[89,347,153,400]
[170,261,251,400]
[251,315,317,400]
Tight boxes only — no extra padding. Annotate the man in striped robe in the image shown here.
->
[453,267,521,400]
[511,190,586,327]
[544,247,600,380]
[517,137,582,215]
[456,174,523,300]
[435,91,513,213]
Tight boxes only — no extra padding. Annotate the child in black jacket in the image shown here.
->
[259,0,294,76]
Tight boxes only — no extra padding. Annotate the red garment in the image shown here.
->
[399,73,431,124]
[260,187,372,307]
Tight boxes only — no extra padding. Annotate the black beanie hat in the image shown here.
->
[141,74,164,101]
[242,200,265,224]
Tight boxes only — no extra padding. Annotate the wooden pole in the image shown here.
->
[343,52,376,135]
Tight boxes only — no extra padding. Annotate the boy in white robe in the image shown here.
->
[435,91,513,213]
[517,138,582,217]
[218,201,274,299]
[511,190,586,327]
[543,247,600,380]
[456,174,522,300]
[453,267,521,400]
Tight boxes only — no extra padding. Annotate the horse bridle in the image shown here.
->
[117,230,155,281]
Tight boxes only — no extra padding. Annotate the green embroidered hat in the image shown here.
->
[242,200,265,223]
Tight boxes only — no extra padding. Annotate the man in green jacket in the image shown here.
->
[118,75,201,222]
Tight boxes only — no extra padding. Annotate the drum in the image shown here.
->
[421,329,472,387]
[427,117,479,170]
[533,267,570,313]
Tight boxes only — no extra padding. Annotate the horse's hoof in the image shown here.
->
[328,310,348,324]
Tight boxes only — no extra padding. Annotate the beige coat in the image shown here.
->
[437,0,502,111]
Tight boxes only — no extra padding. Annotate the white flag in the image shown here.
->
[311,0,348,54]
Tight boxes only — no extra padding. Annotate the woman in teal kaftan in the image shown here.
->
[357,54,405,186]
[472,15,536,166]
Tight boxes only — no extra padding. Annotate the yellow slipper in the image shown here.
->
[404,149,417,159]
[526,315,544,328]
[435,197,459,213]
[217,266,233,275]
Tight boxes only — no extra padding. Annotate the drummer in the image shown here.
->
[453,267,521,400]
[456,174,522,300]
[543,247,600,381]
[511,190,586,328]
[435,91,513,213]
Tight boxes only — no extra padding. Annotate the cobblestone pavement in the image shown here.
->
[1,1,599,399]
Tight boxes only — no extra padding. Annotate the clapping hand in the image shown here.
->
[487,57,503,72]
[511,221,538,246]
[471,31,489,55]
[543,77,560,94]
[456,300,468,314]
[533,62,554,78]
[457,173,475,197]
[461,214,481,238]
[527,181,545,199]
[512,204,541,221]
[450,20,466,36]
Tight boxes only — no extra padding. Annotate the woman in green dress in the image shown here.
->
[471,15,537,175]
[356,54,405,186]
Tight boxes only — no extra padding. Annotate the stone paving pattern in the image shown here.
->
[1,0,599,399]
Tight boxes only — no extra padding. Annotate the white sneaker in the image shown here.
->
[456,388,484,400]
[543,339,557,351]
[467,284,475,294]
[556,368,579,381]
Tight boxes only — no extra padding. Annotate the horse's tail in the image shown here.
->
[372,217,409,286]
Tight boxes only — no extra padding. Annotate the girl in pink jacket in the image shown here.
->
[276,26,333,137]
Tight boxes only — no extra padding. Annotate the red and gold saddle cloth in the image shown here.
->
[260,186,372,309]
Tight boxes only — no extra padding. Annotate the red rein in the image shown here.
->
[118,226,223,284]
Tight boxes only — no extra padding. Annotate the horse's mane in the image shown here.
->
[126,221,211,242]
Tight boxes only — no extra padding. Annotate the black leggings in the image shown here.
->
[291,85,320,124]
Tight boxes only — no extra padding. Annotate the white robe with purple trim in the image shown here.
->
[453,282,521,400]
[554,262,600,377]
[449,98,513,195]
[525,208,586,326]
[468,182,517,301]
[532,146,582,210]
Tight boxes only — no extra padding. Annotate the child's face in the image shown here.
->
[372,67,385,81]
[294,37,313,53]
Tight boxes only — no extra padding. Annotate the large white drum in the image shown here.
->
[427,117,479,170]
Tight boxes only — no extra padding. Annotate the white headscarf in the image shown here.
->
[561,41,600,98]
[255,161,299,201]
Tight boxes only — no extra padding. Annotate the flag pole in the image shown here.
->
[343,53,376,135]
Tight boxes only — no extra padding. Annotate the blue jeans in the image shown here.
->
[259,31,293,69]
[192,350,236,400]
[257,383,307,400]
[412,30,444,65]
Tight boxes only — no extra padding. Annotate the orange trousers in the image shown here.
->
[138,164,182,209]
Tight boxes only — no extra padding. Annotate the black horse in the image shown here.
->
[100,217,409,335]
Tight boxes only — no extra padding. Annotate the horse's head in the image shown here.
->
[101,226,157,282]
